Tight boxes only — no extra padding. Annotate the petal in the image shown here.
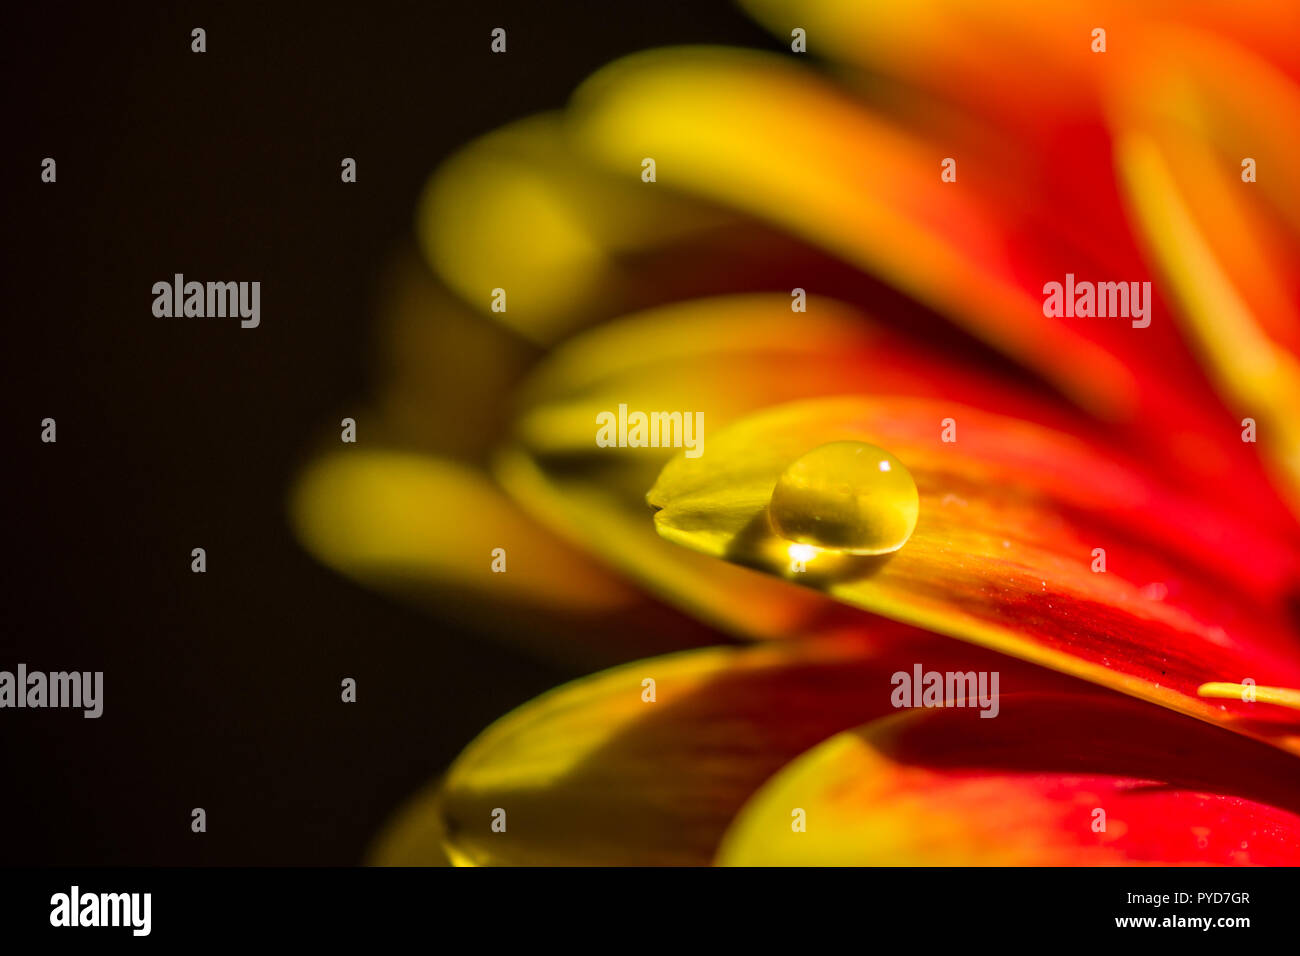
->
[719,693,1300,865]
[368,780,454,866]
[382,634,1091,866]
[1114,33,1300,515]
[290,449,715,664]
[561,47,1299,530]
[565,47,1133,418]
[417,112,815,344]
[649,397,1300,748]
[291,449,628,611]
[498,293,1078,640]
[367,247,535,460]
[738,1,1300,118]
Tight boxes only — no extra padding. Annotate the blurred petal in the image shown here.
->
[738,1,1300,119]
[649,397,1300,748]
[389,635,1090,866]
[566,47,1135,417]
[420,113,615,342]
[290,449,714,663]
[720,694,1300,865]
[368,246,535,460]
[368,780,453,867]
[417,112,815,343]
[291,449,627,610]
[1115,33,1300,515]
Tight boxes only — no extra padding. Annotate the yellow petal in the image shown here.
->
[499,293,1058,640]
[417,112,748,343]
[286,449,721,665]
[291,449,630,610]
[368,246,535,460]
[368,779,454,867]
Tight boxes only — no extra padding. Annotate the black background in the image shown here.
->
[2,1,774,864]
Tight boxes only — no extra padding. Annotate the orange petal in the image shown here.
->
[738,1,1300,123]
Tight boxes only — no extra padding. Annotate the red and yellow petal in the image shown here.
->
[374,635,1096,866]
[649,397,1300,749]
[720,694,1300,865]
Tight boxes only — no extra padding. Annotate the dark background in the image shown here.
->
[2,1,773,864]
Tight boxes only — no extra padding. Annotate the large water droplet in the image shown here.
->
[768,441,919,555]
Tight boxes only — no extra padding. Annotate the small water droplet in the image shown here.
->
[768,441,919,555]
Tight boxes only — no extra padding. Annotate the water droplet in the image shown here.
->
[768,441,919,555]
[787,543,817,564]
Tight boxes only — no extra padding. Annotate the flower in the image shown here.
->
[292,0,1300,864]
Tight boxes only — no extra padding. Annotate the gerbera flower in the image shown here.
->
[292,0,1300,865]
